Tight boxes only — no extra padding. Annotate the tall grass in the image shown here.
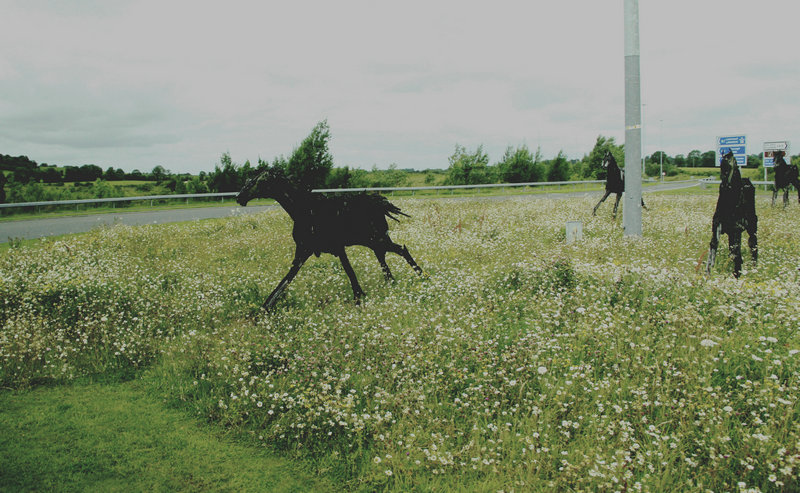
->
[2,195,799,491]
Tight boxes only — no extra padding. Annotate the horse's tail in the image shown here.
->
[376,195,410,222]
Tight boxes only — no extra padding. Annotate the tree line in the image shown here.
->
[2,121,794,204]
[441,136,780,186]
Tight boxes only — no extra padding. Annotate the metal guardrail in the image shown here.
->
[698,178,772,186]
[0,180,607,210]
[2,177,708,211]
[313,179,605,193]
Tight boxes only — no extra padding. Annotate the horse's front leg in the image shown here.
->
[263,248,310,311]
[337,249,365,303]
[772,188,778,207]
[592,191,611,216]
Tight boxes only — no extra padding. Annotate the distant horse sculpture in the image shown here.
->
[771,150,800,207]
[706,150,758,278]
[236,167,423,310]
[592,151,646,217]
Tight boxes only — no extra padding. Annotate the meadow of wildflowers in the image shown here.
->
[2,194,799,492]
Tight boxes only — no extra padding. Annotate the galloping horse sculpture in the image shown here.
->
[236,166,423,310]
[771,150,800,207]
[592,151,646,217]
[706,150,758,278]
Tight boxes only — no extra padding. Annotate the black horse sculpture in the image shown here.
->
[706,150,758,278]
[236,166,423,310]
[592,151,646,217]
[771,150,800,207]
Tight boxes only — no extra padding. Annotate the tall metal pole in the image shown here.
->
[659,119,664,182]
[623,0,643,237]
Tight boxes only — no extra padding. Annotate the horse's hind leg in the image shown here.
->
[592,191,611,216]
[372,247,394,281]
[729,230,743,279]
[747,217,758,263]
[384,238,423,275]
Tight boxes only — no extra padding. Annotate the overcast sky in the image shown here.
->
[1,1,798,173]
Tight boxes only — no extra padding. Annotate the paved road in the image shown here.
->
[1,205,277,243]
[0,181,699,243]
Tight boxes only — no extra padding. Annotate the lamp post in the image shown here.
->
[623,0,643,237]
[660,119,664,182]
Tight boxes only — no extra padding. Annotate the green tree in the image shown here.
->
[151,165,168,183]
[496,145,544,183]
[325,166,354,188]
[186,176,210,194]
[582,136,623,179]
[0,172,6,203]
[701,151,716,167]
[446,144,491,185]
[283,120,334,190]
[547,151,571,182]
[91,180,121,199]
[208,152,245,193]
[687,150,703,167]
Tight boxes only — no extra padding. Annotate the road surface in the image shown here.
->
[1,205,277,243]
[0,181,699,243]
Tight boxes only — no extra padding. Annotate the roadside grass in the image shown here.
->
[0,375,331,492]
[2,194,800,491]
[0,181,657,223]
[0,197,275,223]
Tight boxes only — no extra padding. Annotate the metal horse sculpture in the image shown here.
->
[706,150,758,278]
[592,151,646,217]
[771,150,800,207]
[236,166,423,310]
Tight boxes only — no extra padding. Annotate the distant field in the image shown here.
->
[2,194,799,491]
[678,166,765,180]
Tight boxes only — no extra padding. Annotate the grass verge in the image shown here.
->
[0,376,331,492]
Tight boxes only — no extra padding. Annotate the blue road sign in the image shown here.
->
[718,135,746,146]
[716,135,747,166]
[719,145,746,155]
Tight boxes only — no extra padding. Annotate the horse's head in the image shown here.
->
[719,150,740,187]
[236,166,288,206]
[774,150,787,166]
[601,150,617,170]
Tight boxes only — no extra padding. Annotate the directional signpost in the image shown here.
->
[716,135,747,167]
[763,141,790,167]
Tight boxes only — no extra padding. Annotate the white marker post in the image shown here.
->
[623,0,643,237]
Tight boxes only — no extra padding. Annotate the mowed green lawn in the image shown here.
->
[0,378,331,492]
[2,193,800,491]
